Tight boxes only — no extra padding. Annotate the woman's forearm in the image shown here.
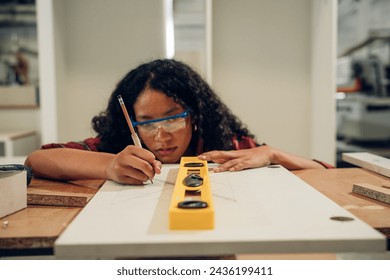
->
[268,146,326,170]
[25,148,115,181]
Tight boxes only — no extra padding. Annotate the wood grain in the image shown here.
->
[1,178,104,251]
[0,206,81,249]
[292,168,390,229]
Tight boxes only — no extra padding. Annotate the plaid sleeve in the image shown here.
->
[232,137,334,169]
[41,137,101,152]
[312,159,334,169]
[232,136,260,150]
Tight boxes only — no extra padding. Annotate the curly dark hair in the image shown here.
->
[92,59,254,154]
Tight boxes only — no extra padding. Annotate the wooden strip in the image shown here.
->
[27,193,90,207]
[353,183,390,205]
[342,152,390,178]
[27,178,104,207]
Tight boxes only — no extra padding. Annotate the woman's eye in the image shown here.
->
[140,123,153,128]
[166,117,180,123]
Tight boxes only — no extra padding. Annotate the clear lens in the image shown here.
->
[136,115,187,136]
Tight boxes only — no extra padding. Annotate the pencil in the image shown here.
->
[117,95,153,183]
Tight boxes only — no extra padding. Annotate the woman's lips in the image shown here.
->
[156,147,177,157]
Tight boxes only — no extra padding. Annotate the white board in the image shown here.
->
[55,165,385,259]
[343,152,390,178]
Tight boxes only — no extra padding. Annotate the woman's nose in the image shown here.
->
[154,126,172,141]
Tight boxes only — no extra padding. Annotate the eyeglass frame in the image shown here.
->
[131,109,190,132]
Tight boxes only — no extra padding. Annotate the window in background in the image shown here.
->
[173,0,210,82]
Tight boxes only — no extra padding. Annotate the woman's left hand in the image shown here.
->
[198,145,273,172]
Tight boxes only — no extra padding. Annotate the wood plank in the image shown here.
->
[27,178,105,207]
[292,168,390,229]
[0,206,81,249]
[342,152,390,178]
[353,183,390,205]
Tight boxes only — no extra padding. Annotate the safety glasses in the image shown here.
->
[132,110,189,137]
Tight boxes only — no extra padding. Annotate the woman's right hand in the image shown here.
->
[105,145,162,185]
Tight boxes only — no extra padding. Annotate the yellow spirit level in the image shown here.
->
[169,157,214,230]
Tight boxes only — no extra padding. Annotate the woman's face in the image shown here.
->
[133,89,192,163]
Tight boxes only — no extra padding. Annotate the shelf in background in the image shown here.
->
[0,86,39,108]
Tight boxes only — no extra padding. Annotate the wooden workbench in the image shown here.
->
[0,178,104,256]
[0,168,389,258]
[294,168,390,232]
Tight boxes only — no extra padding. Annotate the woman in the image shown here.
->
[25,59,331,184]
